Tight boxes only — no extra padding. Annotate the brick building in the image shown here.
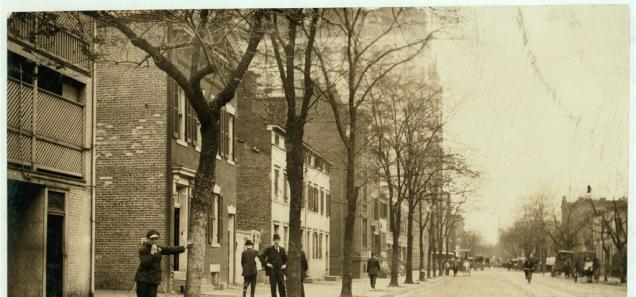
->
[6,12,96,297]
[94,27,239,290]
[236,95,332,281]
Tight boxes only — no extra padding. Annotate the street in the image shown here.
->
[405,269,626,297]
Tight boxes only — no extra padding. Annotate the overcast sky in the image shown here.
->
[433,5,630,244]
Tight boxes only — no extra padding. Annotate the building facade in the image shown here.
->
[236,94,332,281]
[94,28,239,290]
[7,12,96,297]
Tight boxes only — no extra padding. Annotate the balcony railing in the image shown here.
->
[7,77,85,177]
[8,12,92,72]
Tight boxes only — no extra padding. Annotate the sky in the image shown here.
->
[432,5,630,244]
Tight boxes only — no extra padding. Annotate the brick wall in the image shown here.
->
[95,60,168,290]
[235,90,273,248]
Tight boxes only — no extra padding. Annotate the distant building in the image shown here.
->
[7,12,96,297]
[562,196,627,277]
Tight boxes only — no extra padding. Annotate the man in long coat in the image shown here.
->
[241,240,259,297]
[367,253,381,289]
[135,229,191,297]
[260,234,287,297]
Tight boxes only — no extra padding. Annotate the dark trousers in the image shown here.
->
[268,269,286,297]
[369,274,377,288]
[136,282,158,297]
[243,275,257,297]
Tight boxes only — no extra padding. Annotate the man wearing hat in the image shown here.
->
[241,240,259,297]
[259,233,287,297]
[135,229,192,297]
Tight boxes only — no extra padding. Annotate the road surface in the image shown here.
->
[408,268,626,297]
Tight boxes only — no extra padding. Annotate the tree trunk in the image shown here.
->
[389,204,401,287]
[428,200,435,278]
[404,205,414,284]
[285,129,305,297]
[339,146,358,297]
[185,121,218,297]
[419,201,426,281]
[390,226,401,287]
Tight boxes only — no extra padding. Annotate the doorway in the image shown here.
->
[46,214,64,297]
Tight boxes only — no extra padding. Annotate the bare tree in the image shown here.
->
[310,8,442,294]
[265,9,321,296]
[588,198,628,283]
[543,205,588,251]
[83,10,266,297]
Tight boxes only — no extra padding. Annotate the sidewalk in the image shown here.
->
[95,276,440,297]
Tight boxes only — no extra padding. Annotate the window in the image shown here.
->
[176,88,187,144]
[313,232,318,259]
[283,226,289,249]
[306,230,311,258]
[362,219,368,247]
[308,185,314,211]
[218,110,236,161]
[208,194,223,245]
[312,186,319,212]
[283,172,289,203]
[374,200,379,220]
[326,192,330,216]
[320,188,324,215]
[380,202,388,219]
[274,133,280,146]
[273,168,280,199]
[274,224,280,241]
[318,233,323,259]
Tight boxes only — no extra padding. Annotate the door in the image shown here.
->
[46,214,64,297]
[173,207,180,270]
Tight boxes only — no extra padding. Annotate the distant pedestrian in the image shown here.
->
[135,230,192,297]
[241,240,259,297]
[367,253,381,289]
[300,245,309,297]
[260,234,287,297]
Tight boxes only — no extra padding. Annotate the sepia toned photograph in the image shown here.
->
[2,1,632,297]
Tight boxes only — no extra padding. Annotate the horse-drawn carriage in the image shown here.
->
[551,250,574,277]
[474,256,485,271]
[572,251,599,283]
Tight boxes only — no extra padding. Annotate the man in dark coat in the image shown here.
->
[241,240,259,297]
[367,253,381,289]
[300,245,309,297]
[135,229,191,297]
[260,234,287,297]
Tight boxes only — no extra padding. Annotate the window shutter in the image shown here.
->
[217,195,223,241]
[208,204,213,244]
[220,112,227,158]
[172,81,179,138]
[232,114,237,161]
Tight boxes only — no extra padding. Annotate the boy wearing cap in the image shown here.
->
[259,233,287,297]
[241,240,259,297]
[135,229,192,297]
